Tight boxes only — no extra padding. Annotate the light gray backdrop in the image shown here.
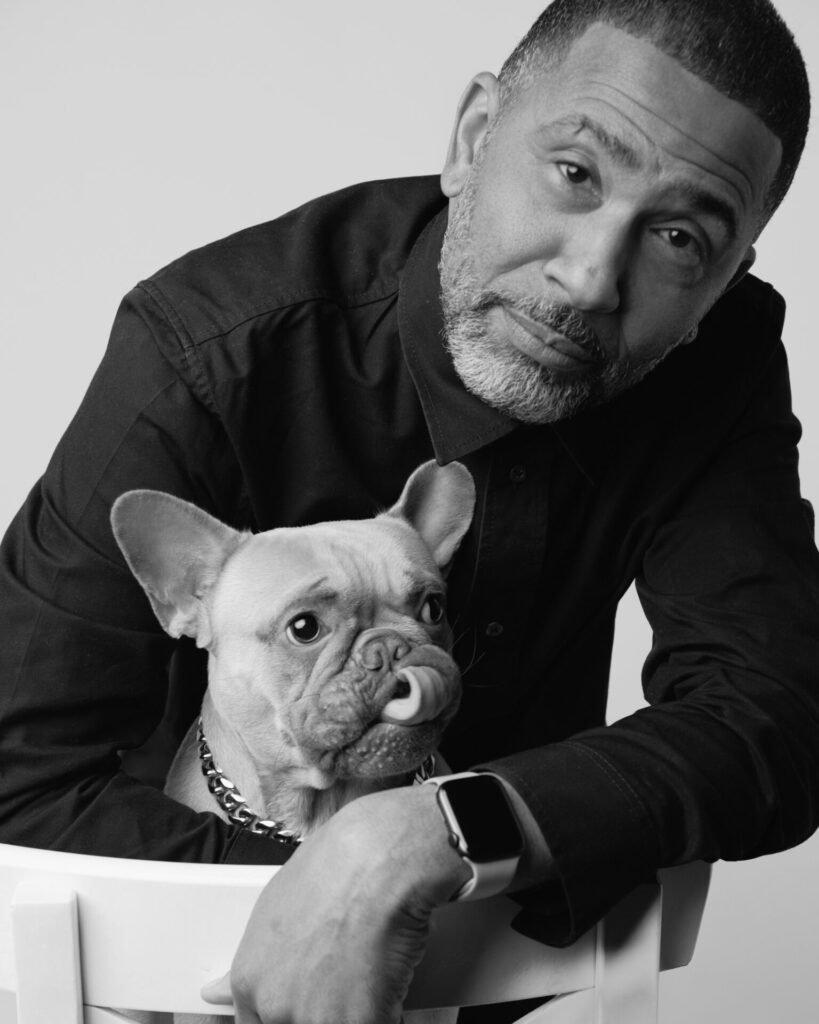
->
[1,2,817,1020]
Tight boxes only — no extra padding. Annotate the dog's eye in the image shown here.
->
[286,613,322,645]
[420,594,445,626]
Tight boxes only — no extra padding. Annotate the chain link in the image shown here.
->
[197,717,436,844]
[197,719,302,845]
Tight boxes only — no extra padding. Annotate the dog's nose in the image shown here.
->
[358,634,410,671]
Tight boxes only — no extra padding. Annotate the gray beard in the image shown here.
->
[438,187,671,425]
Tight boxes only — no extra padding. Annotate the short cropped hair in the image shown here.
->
[498,0,810,216]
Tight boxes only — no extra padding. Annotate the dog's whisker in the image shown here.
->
[451,625,482,677]
[451,623,471,646]
[460,649,486,678]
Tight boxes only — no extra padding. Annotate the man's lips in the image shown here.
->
[503,307,605,370]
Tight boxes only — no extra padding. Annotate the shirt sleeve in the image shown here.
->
[0,287,291,866]
[480,337,819,946]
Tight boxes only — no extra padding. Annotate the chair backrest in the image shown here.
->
[0,843,710,1023]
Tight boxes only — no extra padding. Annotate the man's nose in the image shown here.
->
[542,218,628,314]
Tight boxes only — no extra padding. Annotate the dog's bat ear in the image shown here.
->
[385,460,475,571]
[110,490,245,647]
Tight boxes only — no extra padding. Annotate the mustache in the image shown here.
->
[474,291,606,361]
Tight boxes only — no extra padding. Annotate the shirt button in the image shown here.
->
[485,621,504,638]
[509,464,527,484]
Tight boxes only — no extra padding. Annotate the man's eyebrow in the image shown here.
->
[672,180,739,242]
[547,114,740,241]
[547,114,642,170]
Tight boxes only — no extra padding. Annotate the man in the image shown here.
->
[0,1,816,1022]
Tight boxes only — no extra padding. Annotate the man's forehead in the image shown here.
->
[508,22,783,225]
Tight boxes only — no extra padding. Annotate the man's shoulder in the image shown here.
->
[632,270,789,428]
[138,176,446,344]
[707,272,786,340]
[613,270,784,419]
[678,270,787,388]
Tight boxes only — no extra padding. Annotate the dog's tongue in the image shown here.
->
[380,666,448,726]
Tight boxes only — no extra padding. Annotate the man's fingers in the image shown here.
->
[200,970,235,1005]
[211,787,466,1023]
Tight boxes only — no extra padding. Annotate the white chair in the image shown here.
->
[0,842,710,1024]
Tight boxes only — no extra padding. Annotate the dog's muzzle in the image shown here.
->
[354,632,458,727]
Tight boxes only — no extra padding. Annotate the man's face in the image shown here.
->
[439,22,782,423]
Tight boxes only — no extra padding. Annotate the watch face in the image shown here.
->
[441,775,524,862]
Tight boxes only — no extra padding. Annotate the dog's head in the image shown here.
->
[111,461,474,789]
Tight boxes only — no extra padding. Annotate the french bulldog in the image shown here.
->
[111,457,474,863]
[110,460,473,1023]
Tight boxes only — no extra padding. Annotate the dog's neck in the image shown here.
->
[175,693,402,838]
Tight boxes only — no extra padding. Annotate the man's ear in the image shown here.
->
[441,72,500,198]
[723,245,757,293]
[110,490,246,648]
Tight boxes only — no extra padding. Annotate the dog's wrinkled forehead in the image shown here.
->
[211,518,441,627]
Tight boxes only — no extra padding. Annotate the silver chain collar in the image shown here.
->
[196,716,435,844]
[197,719,302,845]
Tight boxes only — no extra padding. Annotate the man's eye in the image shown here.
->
[651,227,708,270]
[655,227,705,264]
[559,162,591,185]
[663,228,694,249]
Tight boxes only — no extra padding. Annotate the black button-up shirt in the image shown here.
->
[1,176,818,943]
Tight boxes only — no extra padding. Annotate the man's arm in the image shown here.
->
[479,337,819,944]
[0,288,282,864]
[204,780,552,1022]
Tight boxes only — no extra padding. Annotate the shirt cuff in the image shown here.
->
[476,742,660,946]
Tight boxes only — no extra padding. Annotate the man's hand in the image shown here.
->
[203,783,471,1024]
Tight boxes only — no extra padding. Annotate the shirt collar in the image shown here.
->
[397,197,617,484]
[398,206,517,465]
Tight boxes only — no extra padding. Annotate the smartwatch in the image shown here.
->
[424,772,524,901]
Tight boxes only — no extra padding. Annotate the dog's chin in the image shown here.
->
[324,721,444,780]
